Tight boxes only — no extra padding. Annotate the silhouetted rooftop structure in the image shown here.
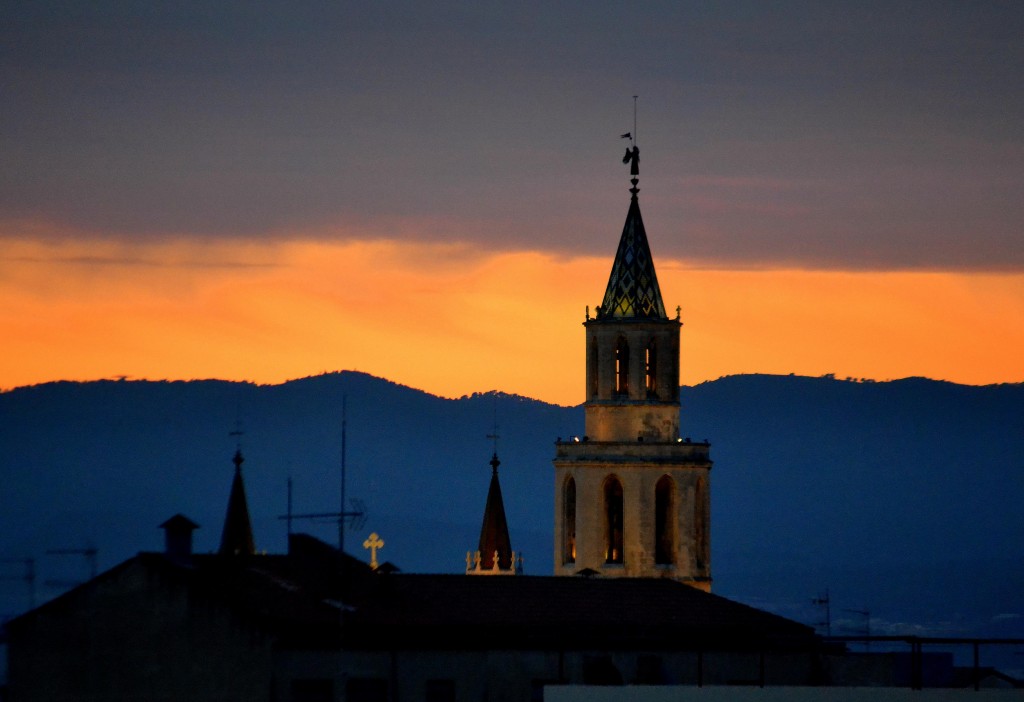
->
[475,453,514,572]
[219,449,255,557]
[8,532,816,653]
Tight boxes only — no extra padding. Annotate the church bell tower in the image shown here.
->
[553,145,712,590]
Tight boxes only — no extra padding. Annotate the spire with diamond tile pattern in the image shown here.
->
[596,177,667,320]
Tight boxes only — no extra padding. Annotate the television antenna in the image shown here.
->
[843,607,871,650]
[0,557,36,610]
[44,546,97,589]
[279,396,366,551]
[811,588,832,636]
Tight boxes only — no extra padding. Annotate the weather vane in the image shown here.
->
[621,95,639,178]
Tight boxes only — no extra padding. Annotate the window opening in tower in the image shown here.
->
[564,477,576,564]
[615,338,629,396]
[645,342,657,397]
[605,477,624,564]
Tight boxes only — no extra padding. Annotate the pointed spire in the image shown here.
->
[476,453,513,570]
[596,177,668,320]
[219,449,255,557]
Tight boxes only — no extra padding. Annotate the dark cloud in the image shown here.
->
[2,1,1022,270]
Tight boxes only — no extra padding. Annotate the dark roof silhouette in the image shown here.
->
[347,572,815,650]
[597,185,667,320]
[219,449,255,556]
[476,453,513,570]
[9,533,816,653]
[159,513,198,531]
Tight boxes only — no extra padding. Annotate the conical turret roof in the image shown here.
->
[219,449,255,557]
[597,186,667,320]
[477,453,513,570]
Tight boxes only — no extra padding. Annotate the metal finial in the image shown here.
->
[486,397,500,456]
[229,410,245,472]
[229,398,245,450]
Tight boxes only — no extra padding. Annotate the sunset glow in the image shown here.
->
[3,236,1021,406]
[4,2,1021,406]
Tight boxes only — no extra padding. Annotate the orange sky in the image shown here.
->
[4,2,1022,409]
[3,236,1022,406]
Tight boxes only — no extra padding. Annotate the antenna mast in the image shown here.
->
[339,395,347,553]
[278,395,366,552]
[0,557,36,610]
[286,475,293,537]
[812,588,832,636]
[44,546,97,590]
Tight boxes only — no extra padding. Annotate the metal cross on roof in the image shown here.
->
[363,532,384,570]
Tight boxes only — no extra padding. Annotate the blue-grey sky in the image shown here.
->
[4,0,1022,270]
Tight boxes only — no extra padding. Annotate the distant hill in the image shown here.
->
[1,372,1022,641]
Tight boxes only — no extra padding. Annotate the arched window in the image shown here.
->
[614,337,629,396]
[695,477,708,569]
[564,477,576,564]
[645,340,657,397]
[655,475,674,565]
[604,476,624,564]
[589,344,599,398]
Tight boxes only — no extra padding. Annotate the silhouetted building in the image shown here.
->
[6,530,822,701]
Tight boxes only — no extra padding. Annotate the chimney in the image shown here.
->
[160,514,199,560]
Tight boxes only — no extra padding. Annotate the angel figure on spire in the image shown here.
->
[622,144,639,176]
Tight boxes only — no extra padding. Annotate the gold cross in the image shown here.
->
[362,532,384,570]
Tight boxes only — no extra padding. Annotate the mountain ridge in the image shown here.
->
[1,371,1021,640]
